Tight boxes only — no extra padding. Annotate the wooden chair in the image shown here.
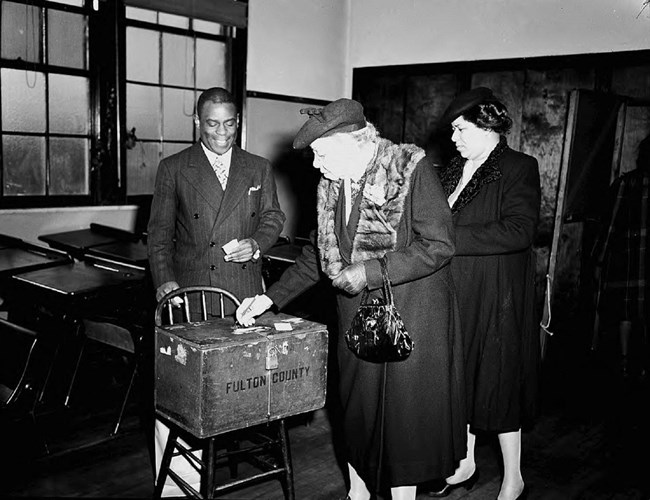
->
[0,317,54,454]
[154,286,294,500]
[63,318,143,436]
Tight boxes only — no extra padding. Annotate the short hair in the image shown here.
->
[196,87,237,117]
[462,101,513,135]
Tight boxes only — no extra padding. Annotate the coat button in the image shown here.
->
[209,241,215,247]
[193,213,199,219]
[251,212,256,217]
[210,265,216,270]
[242,264,247,269]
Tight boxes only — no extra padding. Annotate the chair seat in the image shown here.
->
[64,319,141,436]
[0,383,12,405]
[83,320,135,353]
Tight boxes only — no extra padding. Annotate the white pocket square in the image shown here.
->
[248,185,261,194]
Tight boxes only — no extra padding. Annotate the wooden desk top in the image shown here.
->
[38,228,122,253]
[264,242,304,263]
[85,240,149,268]
[12,260,145,297]
[0,236,70,277]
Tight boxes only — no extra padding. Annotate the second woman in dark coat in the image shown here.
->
[429,87,541,500]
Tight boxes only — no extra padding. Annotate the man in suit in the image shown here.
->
[147,87,285,495]
[147,86,285,313]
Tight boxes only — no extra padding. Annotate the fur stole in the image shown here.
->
[438,136,507,214]
[316,124,425,278]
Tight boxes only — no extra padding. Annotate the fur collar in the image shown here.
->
[439,136,507,214]
[316,124,425,278]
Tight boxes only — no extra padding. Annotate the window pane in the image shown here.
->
[47,0,84,6]
[158,13,188,29]
[163,88,195,141]
[1,2,41,63]
[163,142,190,159]
[2,135,46,195]
[1,68,46,133]
[126,6,157,23]
[127,83,161,140]
[127,141,160,195]
[162,33,194,87]
[193,19,223,36]
[48,10,87,69]
[49,137,89,195]
[49,74,89,134]
[196,39,227,89]
[127,27,159,84]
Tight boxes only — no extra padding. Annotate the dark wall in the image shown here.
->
[353,50,650,328]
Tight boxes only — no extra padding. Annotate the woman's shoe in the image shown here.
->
[496,484,528,500]
[426,468,479,497]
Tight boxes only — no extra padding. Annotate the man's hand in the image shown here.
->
[156,280,182,306]
[331,262,367,295]
[224,238,259,263]
[236,294,273,326]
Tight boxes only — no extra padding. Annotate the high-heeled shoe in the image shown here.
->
[426,468,480,497]
[496,484,529,500]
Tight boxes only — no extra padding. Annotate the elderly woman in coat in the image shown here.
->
[237,98,467,500]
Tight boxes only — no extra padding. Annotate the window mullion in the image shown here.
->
[42,5,50,196]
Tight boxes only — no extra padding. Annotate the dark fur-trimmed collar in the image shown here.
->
[439,137,508,214]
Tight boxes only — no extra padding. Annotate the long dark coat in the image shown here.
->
[147,143,285,313]
[439,139,541,432]
[593,168,650,322]
[268,157,467,489]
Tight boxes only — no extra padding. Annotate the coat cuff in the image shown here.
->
[364,259,383,291]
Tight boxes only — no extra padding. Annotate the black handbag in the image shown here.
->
[344,257,413,363]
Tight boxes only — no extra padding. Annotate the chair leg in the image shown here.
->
[111,363,137,436]
[64,339,86,408]
[154,426,178,498]
[203,437,215,498]
[227,439,240,478]
[278,419,295,500]
[38,342,61,405]
[28,409,50,456]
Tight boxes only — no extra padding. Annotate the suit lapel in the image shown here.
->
[181,142,224,212]
[214,146,250,228]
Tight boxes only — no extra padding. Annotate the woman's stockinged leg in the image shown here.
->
[348,463,371,500]
[446,425,476,484]
[390,485,416,500]
[497,429,525,500]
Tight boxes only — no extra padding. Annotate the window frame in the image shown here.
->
[0,0,94,208]
[123,13,234,198]
[0,0,246,209]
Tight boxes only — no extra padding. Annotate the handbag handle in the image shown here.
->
[358,255,394,305]
[378,256,395,306]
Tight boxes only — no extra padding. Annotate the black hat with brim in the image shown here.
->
[293,98,367,149]
[439,87,498,127]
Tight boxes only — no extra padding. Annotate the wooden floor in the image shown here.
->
[1,322,649,500]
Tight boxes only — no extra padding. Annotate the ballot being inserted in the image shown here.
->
[222,239,239,254]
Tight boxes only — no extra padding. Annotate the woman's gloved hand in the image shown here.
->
[332,262,367,295]
[236,294,273,326]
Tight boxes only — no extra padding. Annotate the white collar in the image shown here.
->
[200,142,233,168]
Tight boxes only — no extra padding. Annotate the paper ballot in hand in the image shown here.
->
[222,239,239,255]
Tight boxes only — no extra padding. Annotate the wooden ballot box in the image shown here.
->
[155,312,328,439]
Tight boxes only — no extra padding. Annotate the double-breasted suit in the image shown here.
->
[147,142,285,310]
